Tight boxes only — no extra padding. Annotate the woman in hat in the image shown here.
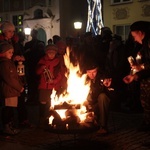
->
[123,21,150,131]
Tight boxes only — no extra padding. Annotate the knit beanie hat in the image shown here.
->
[85,59,98,71]
[45,44,58,53]
[1,21,15,32]
[0,42,13,53]
[130,21,150,32]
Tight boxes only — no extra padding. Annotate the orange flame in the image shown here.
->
[50,47,91,123]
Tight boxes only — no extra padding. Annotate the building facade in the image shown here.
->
[103,0,150,41]
[0,0,149,43]
[0,0,60,44]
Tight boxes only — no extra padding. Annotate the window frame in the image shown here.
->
[111,0,133,5]
[113,24,131,42]
[12,15,23,33]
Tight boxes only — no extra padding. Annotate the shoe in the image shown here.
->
[4,123,20,135]
[97,127,108,135]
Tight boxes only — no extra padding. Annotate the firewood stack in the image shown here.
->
[48,101,98,130]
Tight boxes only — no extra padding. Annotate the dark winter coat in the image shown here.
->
[86,71,113,105]
[0,57,23,98]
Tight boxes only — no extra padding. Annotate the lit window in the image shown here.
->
[18,21,22,25]
[18,15,22,20]
[18,28,23,32]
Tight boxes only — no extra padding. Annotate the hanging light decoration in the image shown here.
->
[86,0,104,35]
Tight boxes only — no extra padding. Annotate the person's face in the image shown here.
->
[58,46,66,55]
[86,68,98,80]
[2,49,14,59]
[46,50,57,59]
[3,27,15,40]
[131,31,144,44]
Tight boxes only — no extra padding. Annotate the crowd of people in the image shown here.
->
[0,20,149,136]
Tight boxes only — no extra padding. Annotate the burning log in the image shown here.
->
[54,101,80,109]
[64,109,80,129]
[65,108,78,117]
[84,112,95,123]
[49,109,61,121]
[49,109,64,128]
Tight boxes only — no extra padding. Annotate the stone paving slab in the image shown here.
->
[0,112,150,150]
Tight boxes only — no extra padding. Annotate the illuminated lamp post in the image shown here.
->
[74,21,82,37]
[24,26,31,41]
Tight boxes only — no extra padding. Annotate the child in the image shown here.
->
[0,42,24,135]
[36,44,62,128]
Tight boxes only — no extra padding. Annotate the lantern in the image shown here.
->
[17,61,25,76]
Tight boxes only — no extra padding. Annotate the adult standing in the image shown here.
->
[24,29,45,105]
[123,21,150,131]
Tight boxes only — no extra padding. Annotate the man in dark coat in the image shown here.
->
[85,60,114,135]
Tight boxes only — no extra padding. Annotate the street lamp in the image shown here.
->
[74,22,82,37]
[24,26,31,41]
[74,22,82,29]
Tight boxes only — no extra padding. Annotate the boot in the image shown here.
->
[38,117,49,130]
[3,122,20,135]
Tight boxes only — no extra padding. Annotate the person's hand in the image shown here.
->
[20,56,25,61]
[41,65,47,70]
[103,78,112,87]
[131,64,144,72]
[123,75,135,84]
[20,87,24,93]
[13,55,25,61]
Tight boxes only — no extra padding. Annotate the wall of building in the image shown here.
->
[0,0,88,42]
[59,0,88,39]
[0,0,60,44]
[23,0,60,43]
[103,0,150,32]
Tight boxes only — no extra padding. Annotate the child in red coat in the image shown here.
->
[36,44,62,128]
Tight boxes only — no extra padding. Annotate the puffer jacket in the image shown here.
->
[36,55,62,90]
[0,57,23,98]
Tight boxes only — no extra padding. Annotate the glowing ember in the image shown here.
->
[49,47,94,127]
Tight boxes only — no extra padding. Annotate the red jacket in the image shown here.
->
[36,55,62,90]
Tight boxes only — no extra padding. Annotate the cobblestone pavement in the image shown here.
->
[0,111,150,150]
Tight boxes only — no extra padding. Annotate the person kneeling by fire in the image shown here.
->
[84,60,115,135]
